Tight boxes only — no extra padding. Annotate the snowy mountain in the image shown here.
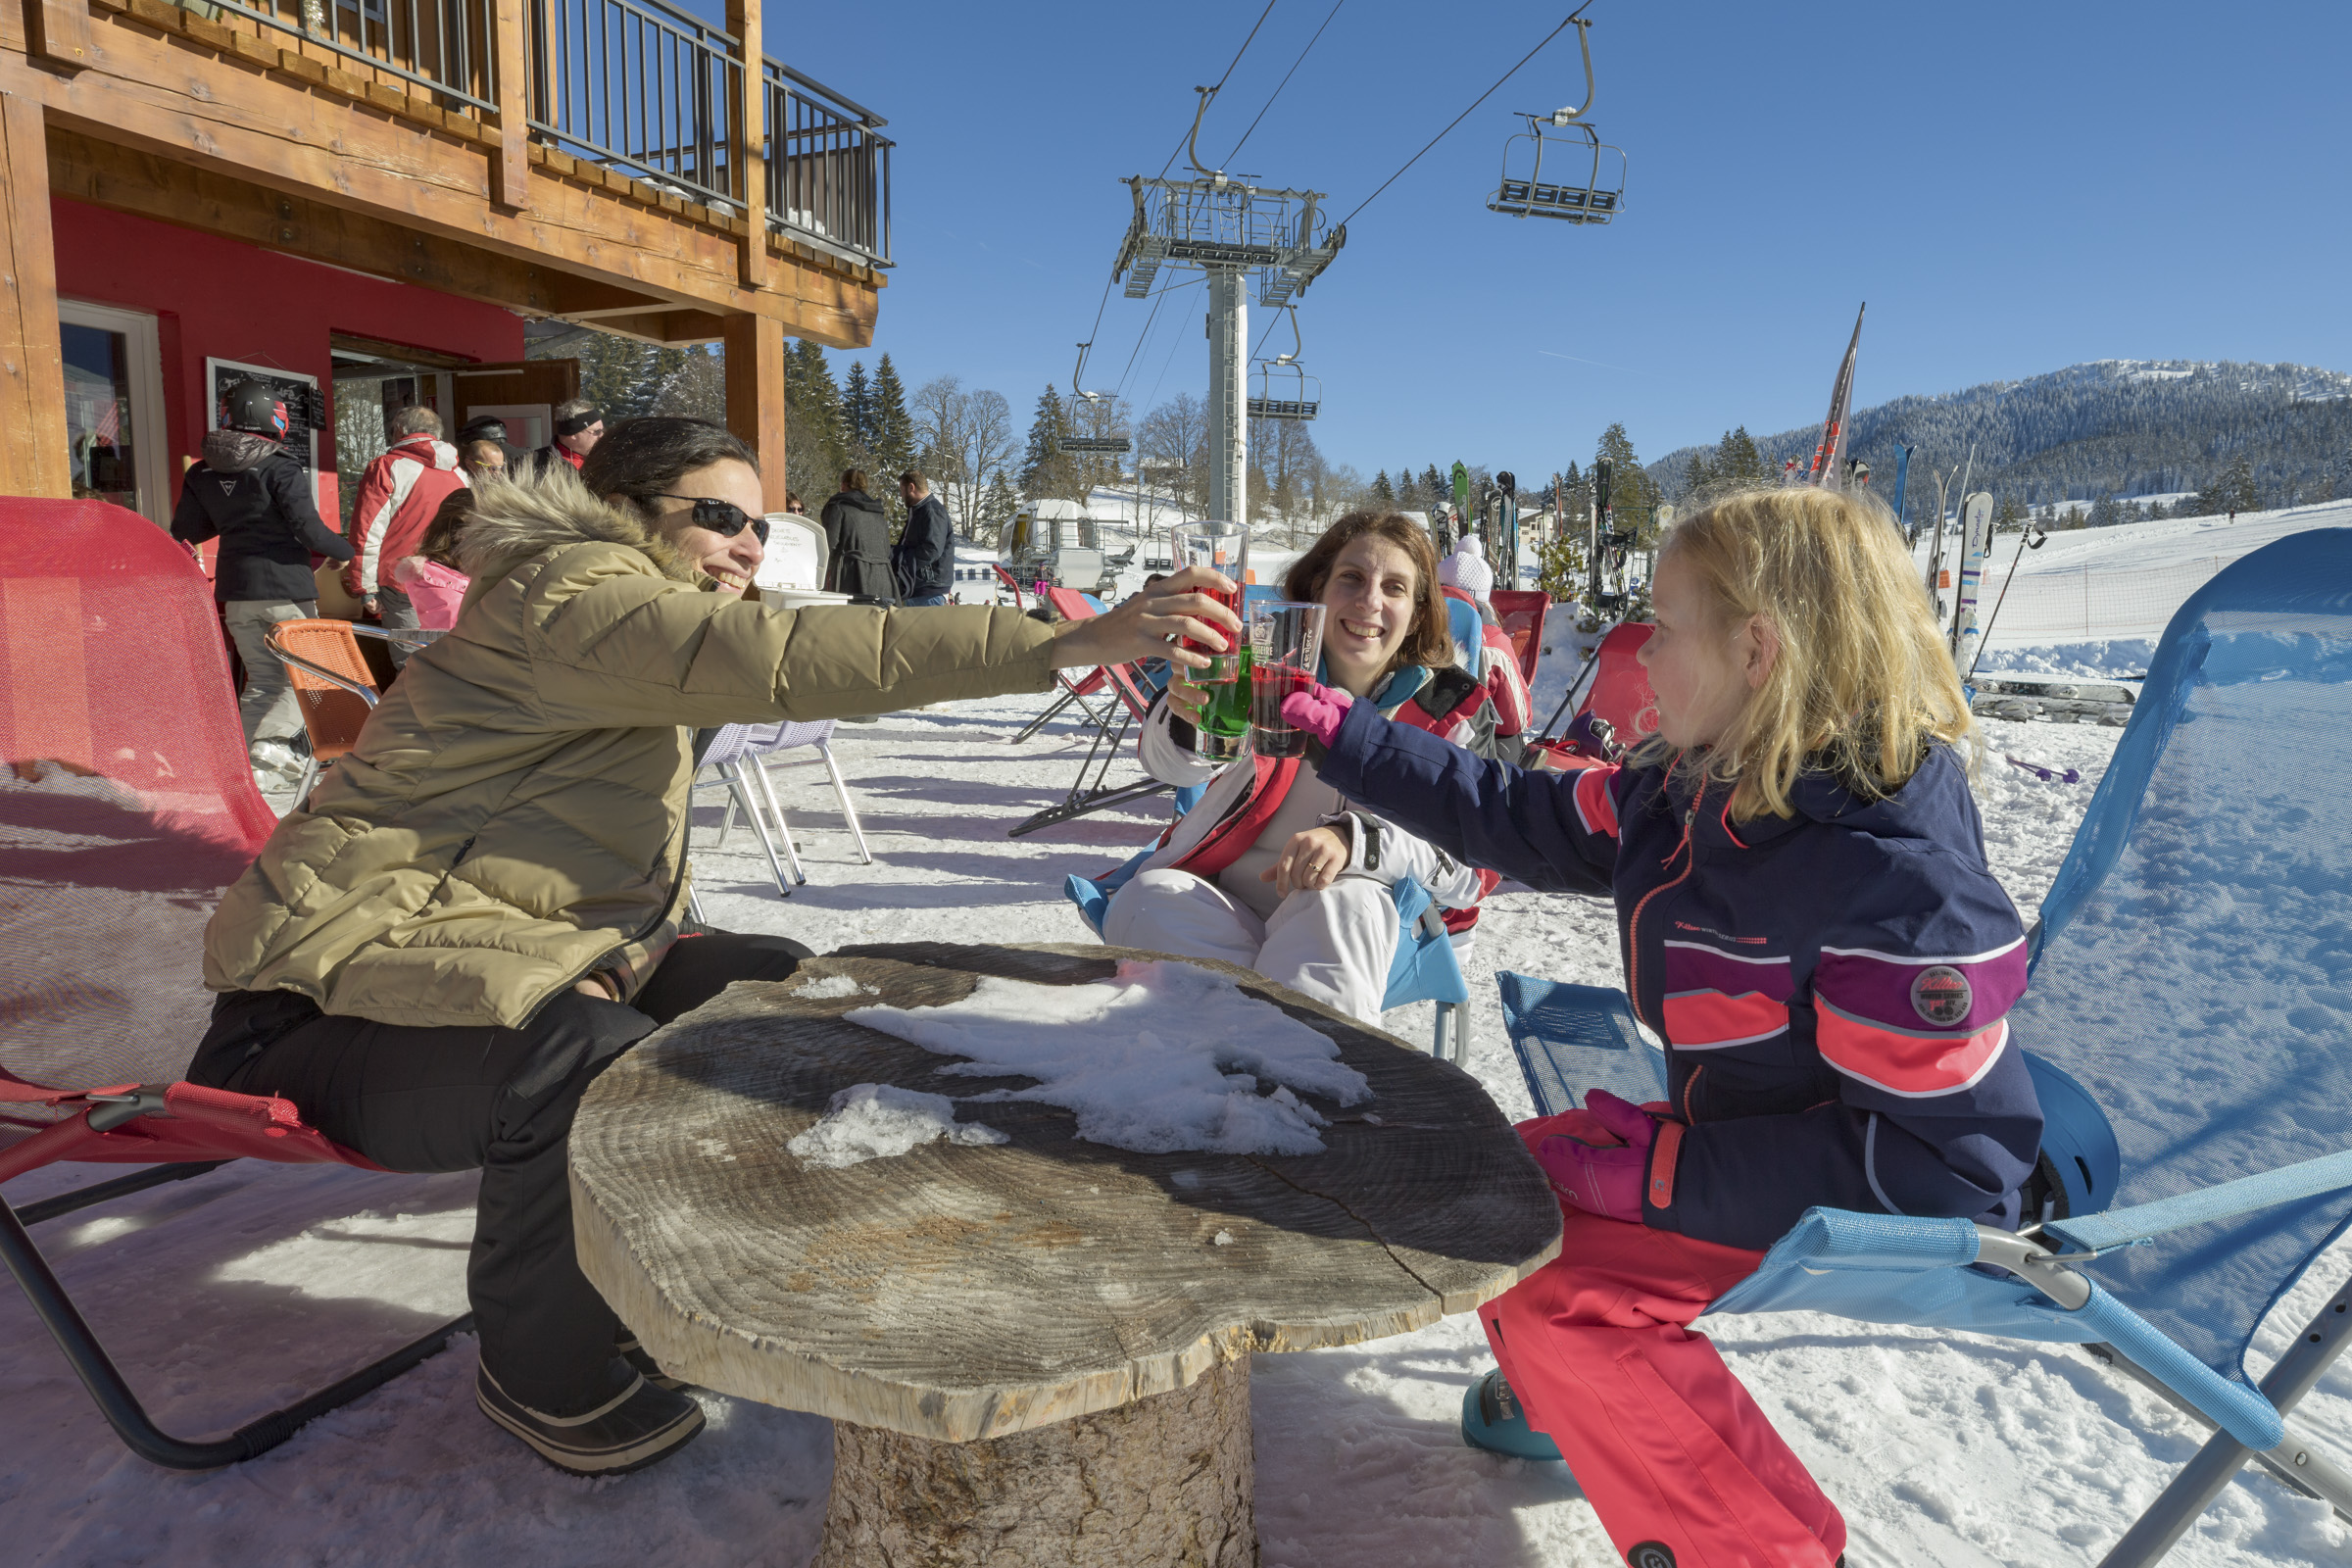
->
[1650,359,2352,508]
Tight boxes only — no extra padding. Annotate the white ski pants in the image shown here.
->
[1102,868,1398,1025]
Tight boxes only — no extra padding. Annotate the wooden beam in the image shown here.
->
[1,13,883,345]
[45,129,667,322]
[726,0,766,292]
[489,0,529,211]
[722,313,786,512]
[590,310,727,346]
[0,89,69,499]
[23,0,95,74]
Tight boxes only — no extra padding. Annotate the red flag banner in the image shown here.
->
[1805,303,1866,491]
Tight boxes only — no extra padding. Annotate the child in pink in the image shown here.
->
[390,489,473,629]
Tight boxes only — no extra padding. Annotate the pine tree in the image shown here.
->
[784,339,847,508]
[1019,384,1079,501]
[1683,450,1713,497]
[1717,425,1768,483]
[871,355,916,484]
[841,361,874,464]
[1372,469,1394,504]
[1420,465,1445,503]
[979,467,1020,546]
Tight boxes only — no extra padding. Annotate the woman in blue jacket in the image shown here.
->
[1283,485,2044,1568]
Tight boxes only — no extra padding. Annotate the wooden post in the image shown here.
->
[24,0,96,74]
[490,0,531,212]
[726,0,767,291]
[0,90,70,501]
[721,313,787,512]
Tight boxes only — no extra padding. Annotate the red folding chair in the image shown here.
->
[0,498,469,1470]
[1528,621,1659,772]
[1488,589,1551,686]
[1006,587,1172,837]
[991,563,1031,609]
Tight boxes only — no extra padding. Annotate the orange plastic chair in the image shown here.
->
[263,619,379,802]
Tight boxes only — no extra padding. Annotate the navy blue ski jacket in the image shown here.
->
[1314,701,2044,1251]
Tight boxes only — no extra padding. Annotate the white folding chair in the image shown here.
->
[736,720,873,871]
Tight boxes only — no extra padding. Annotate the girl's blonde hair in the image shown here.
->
[1649,483,1975,821]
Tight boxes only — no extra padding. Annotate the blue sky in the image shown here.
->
[765,0,2351,477]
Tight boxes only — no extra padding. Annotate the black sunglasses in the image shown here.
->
[652,494,769,545]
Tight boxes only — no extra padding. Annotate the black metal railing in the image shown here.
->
[524,0,744,212]
[179,0,893,270]
[200,0,502,115]
[764,60,893,270]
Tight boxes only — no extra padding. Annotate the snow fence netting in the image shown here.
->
[2009,526,2352,1386]
[0,499,273,1137]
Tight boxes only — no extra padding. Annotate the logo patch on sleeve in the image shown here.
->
[1911,966,1973,1025]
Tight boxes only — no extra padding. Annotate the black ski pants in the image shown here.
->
[188,931,810,1414]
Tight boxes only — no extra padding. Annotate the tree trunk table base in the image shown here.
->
[817,1353,1255,1568]
[570,943,1559,1564]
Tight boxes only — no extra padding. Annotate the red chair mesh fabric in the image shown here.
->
[1490,590,1551,685]
[1586,622,1659,743]
[0,499,277,1139]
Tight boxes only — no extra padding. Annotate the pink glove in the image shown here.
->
[1533,1090,1659,1223]
[1279,682,1353,746]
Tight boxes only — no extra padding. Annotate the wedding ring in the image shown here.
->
[1163,632,1180,644]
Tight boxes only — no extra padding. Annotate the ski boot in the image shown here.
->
[1459,1367,1563,1461]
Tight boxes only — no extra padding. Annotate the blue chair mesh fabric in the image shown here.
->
[2008,527,2352,1389]
[1495,971,1668,1116]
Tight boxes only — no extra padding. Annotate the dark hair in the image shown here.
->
[418,489,475,569]
[785,490,805,512]
[580,416,760,523]
[1283,511,1455,675]
[840,467,868,493]
[899,468,928,494]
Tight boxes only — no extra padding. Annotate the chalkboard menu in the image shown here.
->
[206,357,321,496]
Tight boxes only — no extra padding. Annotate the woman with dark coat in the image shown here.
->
[819,467,896,600]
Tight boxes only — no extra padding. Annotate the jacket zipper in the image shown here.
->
[542,813,695,1015]
[1625,786,1699,1035]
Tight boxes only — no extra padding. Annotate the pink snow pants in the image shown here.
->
[1483,1110,1847,1568]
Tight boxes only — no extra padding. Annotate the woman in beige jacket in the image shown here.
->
[186,417,1233,1476]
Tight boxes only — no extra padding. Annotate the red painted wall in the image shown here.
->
[49,199,524,521]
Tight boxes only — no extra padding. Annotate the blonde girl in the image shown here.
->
[1283,484,2044,1567]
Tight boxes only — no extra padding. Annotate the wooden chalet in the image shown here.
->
[0,0,891,523]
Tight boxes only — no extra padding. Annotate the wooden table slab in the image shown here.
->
[570,942,1560,1566]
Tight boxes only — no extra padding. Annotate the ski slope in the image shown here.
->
[1926,499,2352,677]
[3,705,2343,1568]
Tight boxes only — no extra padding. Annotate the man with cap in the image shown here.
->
[171,379,355,785]
[530,399,604,477]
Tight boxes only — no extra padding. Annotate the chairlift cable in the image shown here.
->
[1224,0,1348,166]
[1331,1,1592,233]
[1155,0,1286,178]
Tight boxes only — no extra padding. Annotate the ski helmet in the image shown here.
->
[223,380,291,440]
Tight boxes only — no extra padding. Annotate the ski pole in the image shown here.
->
[1540,622,1613,740]
[1966,525,2046,682]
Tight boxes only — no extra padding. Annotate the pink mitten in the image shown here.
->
[1533,1090,1659,1223]
[1279,682,1353,746]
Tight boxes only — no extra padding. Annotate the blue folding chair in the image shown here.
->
[1489,529,2352,1565]
[1064,852,1474,1061]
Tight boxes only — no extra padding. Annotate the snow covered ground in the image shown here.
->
[5,702,2347,1567]
[1934,499,2352,679]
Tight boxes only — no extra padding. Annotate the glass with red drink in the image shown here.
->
[1169,521,1248,687]
[1248,601,1325,759]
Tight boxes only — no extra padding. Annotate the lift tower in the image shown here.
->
[1112,89,1345,530]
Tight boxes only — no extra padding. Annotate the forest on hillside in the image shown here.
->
[1649,360,2352,514]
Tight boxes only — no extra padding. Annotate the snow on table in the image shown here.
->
[5,698,2345,1567]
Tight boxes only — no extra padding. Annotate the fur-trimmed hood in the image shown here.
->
[457,463,693,589]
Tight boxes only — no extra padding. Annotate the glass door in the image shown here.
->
[58,301,169,526]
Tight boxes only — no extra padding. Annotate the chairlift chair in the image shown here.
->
[1487,20,1627,225]
[1246,307,1321,421]
[1059,342,1134,455]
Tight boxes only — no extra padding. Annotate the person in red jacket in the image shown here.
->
[1285,484,2042,1568]
[346,407,468,662]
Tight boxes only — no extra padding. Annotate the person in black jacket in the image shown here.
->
[819,467,896,600]
[171,380,354,782]
[893,468,955,605]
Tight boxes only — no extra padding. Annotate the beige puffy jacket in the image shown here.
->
[203,467,1055,1029]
